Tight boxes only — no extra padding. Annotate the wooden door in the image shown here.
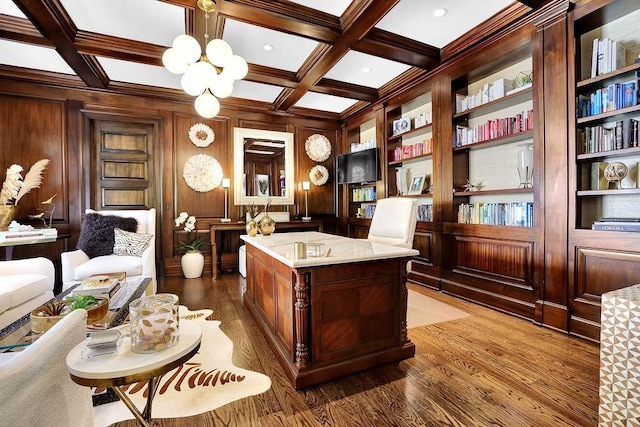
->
[90,120,156,210]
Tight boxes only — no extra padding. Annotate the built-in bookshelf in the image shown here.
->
[451,55,535,228]
[345,118,379,220]
[385,92,435,223]
[574,4,640,230]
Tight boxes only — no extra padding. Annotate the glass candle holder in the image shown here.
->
[130,294,179,353]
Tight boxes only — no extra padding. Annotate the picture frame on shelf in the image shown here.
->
[392,118,411,136]
[408,174,426,195]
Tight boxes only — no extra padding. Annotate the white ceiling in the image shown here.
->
[0,0,516,115]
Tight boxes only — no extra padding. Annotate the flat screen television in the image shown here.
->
[336,148,380,184]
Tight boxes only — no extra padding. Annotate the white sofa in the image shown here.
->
[61,208,156,293]
[0,257,55,331]
[0,309,95,426]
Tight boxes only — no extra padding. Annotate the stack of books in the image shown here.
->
[592,218,640,232]
[74,272,126,299]
[81,329,123,359]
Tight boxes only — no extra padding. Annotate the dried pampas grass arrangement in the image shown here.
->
[0,159,50,205]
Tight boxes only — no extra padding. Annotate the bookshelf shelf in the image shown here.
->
[453,129,533,151]
[576,104,640,126]
[576,188,640,197]
[576,146,640,161]
[388,123,432,142]
[453,87,532,119]
[454,187,534,197]
[388,152,433,166]
[577,62,640,90]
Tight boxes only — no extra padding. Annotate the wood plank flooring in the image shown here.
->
[112,274,600,427]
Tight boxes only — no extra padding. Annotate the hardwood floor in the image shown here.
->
[113,274,600,427]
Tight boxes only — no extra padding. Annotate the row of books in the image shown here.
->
[455,78,514,113]
[362,205,376,219]
[577,119,640,154]
[417,204,433,222]
[592,218,640,232]
[457,202,534,227]
[454,109,533,147]
[590,37,626,78]
[391,139,433,161]
[577,80,638,118]
[352,186,376,202]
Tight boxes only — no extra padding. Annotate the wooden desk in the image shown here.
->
[241,231,418,389]
[210,220,323,279]
[67,320,202,427]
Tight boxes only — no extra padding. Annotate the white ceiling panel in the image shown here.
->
[60,0,185,47]
[286,0,352,17]
[376,0,514,48]
[97,57,181,89]
[0,39,74,74]
[0,0,25,17]
[230,80,284,103]
[295,92,358,113]
[222,19,319,72]
[324,51,411,89]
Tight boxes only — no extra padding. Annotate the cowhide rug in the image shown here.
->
[93,306,272,426]
[407,289,470,328]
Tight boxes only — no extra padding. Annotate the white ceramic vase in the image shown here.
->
[181,250,204,278]
[396,167,409,195]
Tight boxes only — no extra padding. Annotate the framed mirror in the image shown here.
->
[233,128,294,206]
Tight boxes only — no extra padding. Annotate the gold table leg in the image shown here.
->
[110,375,163,427]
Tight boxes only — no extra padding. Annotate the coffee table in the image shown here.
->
[0,276,151,351]
[67,319,202,427]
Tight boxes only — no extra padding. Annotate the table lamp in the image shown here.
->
[302,181,311,221]
[221,178,231,223]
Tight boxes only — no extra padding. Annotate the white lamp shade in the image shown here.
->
[222,178,231,188]
[221,55,249,80]
[194,92,220,118]
[302,181,311,191]
[206,39,233,68]
[172,34,201,64]
[181,70,206,96]
[210,76,234,99]
[162,48,189,74]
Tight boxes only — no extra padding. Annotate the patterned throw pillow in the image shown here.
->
[113,227,153,257]
[77,213,138,258]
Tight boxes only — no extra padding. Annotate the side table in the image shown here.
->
[599,284,640,425]
[66,320,202,427]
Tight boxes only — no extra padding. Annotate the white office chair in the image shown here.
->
[367,197,418,249]
[61,208,156,293]
[0,309,95,426]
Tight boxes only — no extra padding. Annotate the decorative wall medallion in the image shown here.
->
[309,165,329,186]
[189,123,215,147]
[305,134,331,162]
[183,154,223,192]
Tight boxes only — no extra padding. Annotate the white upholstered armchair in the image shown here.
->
[0,309,95,426]
[61,208,156,293]
[367,197,417,249]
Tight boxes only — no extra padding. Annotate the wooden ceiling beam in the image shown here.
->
[274,0,401,112]
[0,15,50,46]
[312,78,378,102]
[353,28,440,70]
[216,0,341,44]
[517,0,553,9]
[11,0,109,88]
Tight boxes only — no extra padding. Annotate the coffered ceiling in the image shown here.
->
[0,0,551,120]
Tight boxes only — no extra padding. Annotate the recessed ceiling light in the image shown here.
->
[432,8,447,18]
[362,66,372,73]
[263,44,274,51]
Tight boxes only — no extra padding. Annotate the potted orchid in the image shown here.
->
[175,212,205,278]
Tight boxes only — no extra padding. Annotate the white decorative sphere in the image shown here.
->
[162,48,188,74]
[195,92,220,118]
[222,55,248,80]
[172,34,201,64]
[206,39,233,67]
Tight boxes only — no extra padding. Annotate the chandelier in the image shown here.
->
[162,0,248,118]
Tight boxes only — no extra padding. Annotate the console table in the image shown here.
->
[241,231,418,389]
[210,220,323,279]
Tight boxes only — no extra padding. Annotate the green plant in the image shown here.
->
[65,294,101,310]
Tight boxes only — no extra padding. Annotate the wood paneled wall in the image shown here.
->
[0,81,340,279]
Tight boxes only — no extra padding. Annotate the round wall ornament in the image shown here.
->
[188,123,215,147]
[305,134,331,162]
[309,165,329,186]
[183,154,223,192]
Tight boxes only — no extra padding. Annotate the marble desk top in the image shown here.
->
[240,231,419,269]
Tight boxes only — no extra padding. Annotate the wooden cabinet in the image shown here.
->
[568,0,640,341]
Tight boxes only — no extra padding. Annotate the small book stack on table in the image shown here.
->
[81,329,123,359]
[592,217,640,232]
[73,272,126,299]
